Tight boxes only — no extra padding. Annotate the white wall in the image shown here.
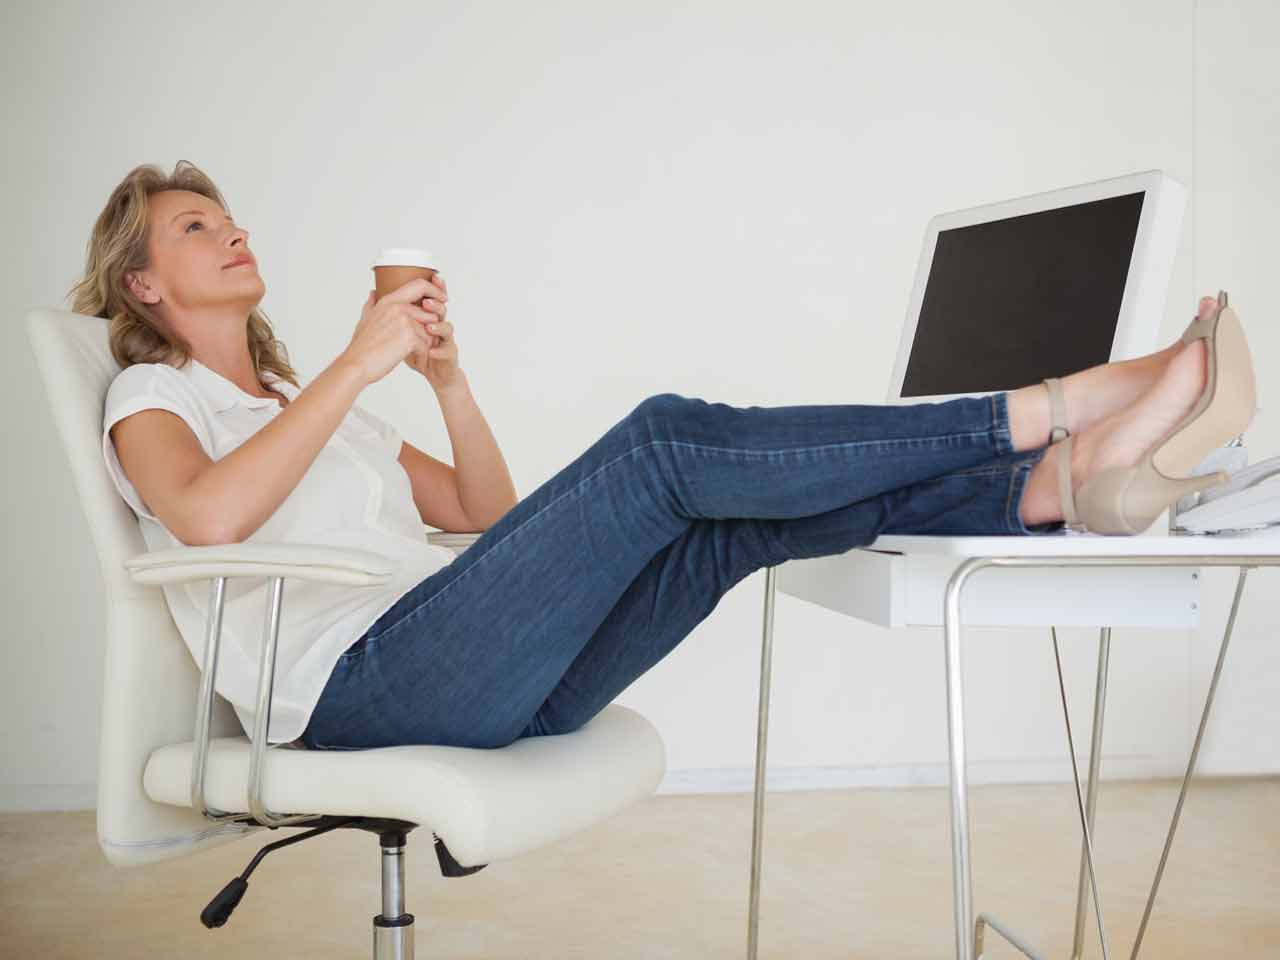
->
[3,0,1277,812]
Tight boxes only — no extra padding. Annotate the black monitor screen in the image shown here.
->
[900,191,1145,397]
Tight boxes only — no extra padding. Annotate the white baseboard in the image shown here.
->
[0,754,1260,813]
[655,754,1173,795]
[1,783,98,813]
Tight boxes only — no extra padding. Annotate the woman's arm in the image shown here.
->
[111,357,367,544]
[434,373,518,529]
[396,441,478,533]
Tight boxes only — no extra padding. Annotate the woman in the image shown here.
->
[71,161,1253,752]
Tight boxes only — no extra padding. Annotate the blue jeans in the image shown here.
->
[298,391,1063,751]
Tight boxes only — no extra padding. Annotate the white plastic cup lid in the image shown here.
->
[373,247,437,269]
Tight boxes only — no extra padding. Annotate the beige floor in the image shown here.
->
[2,777,1277,958]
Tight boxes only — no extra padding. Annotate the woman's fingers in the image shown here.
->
[400,305,450,344]
[384,276,436,305]
[401,302,435,323]
[402,303,451,333]
[418,296,446,316]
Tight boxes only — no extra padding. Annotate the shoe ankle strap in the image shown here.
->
[1043,377,1070,445]
[1057,433,1087,532]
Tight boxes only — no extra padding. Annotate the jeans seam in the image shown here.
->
[648,433,997,455]
[365,430,1003,641]
[990,392,1014,456]
[1005,462,1019,532]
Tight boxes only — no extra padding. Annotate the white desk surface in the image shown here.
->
[862,531,1280,558]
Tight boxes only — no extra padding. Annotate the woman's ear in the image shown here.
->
[125,270,159,304]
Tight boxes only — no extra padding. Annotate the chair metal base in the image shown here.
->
[198,815,496,958]
[374,825,415,960]
[374,917,414,960]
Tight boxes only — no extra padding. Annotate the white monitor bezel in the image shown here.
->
[885,169,1187,405]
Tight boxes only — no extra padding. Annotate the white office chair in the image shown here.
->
[25,307,667,958]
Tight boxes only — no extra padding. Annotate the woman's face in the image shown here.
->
[127,188,264,320]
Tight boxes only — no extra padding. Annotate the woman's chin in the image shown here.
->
[226,273,266,301]
[225,290,266,313]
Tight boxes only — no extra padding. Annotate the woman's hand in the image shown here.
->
[404,273,463,393]
[338,278,437,388]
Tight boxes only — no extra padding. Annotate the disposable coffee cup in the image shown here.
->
[372,247,438,302]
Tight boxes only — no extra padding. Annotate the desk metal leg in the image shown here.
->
[772,553,1253,960]
[943,559,980,960]
[946,561,1079,960]
[747,566,778,960]
[1129,565,1249,959]
[1071,627,1112,960]
[945,556,1258,960]
[1051,627,1112,959]
[974,912,1043,959]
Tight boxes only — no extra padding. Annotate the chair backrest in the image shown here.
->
[25,308,257,867]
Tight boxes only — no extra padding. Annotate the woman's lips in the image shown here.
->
[224,256,254,269]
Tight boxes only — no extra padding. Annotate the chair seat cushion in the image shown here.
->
[143,704,665,866]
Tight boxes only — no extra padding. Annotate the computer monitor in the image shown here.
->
[886,169,1186,403]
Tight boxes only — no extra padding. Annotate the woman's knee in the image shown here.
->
[627,391,693,431]
[610,392,706,451]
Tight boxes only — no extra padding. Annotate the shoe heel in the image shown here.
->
[1076,460,1228,535]
[1153,302,1257,479]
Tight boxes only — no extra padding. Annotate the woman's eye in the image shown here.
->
[185,220,202,232]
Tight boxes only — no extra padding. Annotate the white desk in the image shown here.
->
[746,530,1280,960]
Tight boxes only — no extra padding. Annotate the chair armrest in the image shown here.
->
[124,542,395,830]
[124,542,397,587]
[432,535,486,555]
[425,530,483,556]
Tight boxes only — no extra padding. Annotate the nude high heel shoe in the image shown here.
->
[1058,290,1256,535]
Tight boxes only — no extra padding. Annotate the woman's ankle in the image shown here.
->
[1018,434,1095,526]
[1006,384,1050,453]
[1019,442,1067,525]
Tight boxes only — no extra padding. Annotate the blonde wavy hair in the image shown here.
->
[67,160,299,388]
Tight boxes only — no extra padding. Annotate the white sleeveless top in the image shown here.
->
[101,358,456,744]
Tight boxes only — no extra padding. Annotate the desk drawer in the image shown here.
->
[774,549,1200,629]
